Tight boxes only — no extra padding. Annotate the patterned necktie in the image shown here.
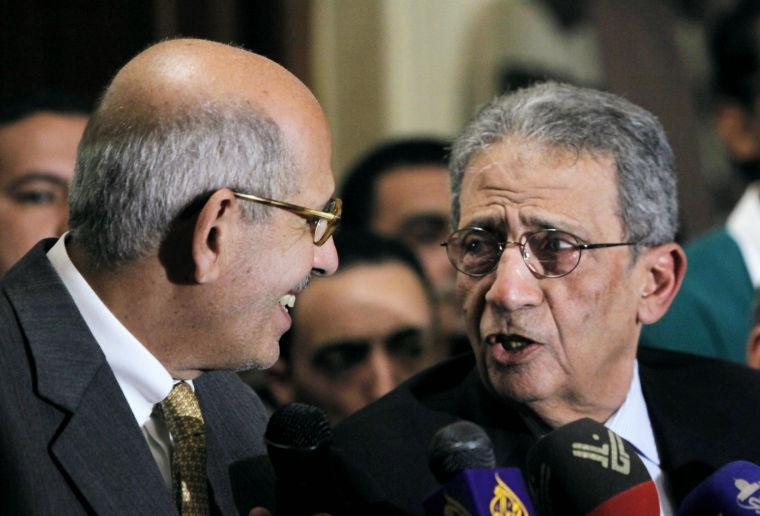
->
[160,382,210,516]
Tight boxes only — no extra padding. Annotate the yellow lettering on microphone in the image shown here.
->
[489,473,530,516]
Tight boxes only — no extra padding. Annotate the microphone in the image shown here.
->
[526,418,659,516]
[424,420,536,515]
[677,460,760,515]
[264,402,334,515]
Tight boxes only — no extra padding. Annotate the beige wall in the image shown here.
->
[311,0,490,184]
[310,0,731,237]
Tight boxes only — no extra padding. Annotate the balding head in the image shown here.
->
[104,39,322,137]
[69,38,331,268]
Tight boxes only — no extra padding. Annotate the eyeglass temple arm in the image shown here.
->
[579,242,637,250]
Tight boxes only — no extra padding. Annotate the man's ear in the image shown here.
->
[747,325,760,369]
[192,188,238,284]
[637,243,687,324]
[715,103,760,161]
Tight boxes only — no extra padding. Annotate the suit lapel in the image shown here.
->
[4,241,176,514]
[638,348,730,505]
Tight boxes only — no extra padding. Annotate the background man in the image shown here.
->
[339,138,468,355]
[322,82,760,515]
[0,92,88,276]
[266,229,442,423]
[0,39,338,514]
[640,0,760,363]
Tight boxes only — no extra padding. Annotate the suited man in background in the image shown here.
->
[323,82,760,515]
[0,38,339,514]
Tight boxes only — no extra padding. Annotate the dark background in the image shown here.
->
[0,0,311,105]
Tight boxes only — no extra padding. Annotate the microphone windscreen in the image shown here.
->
[428,420,496,484]
[526,418,658,516]
[677,460,760,516]
[264,402,332,501]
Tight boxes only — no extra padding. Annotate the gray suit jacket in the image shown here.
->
[0,240,275,514]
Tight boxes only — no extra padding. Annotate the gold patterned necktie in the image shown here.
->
[160,382,210,516]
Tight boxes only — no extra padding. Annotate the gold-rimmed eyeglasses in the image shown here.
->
[233,192,342,246]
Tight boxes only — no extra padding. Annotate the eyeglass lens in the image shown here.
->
[312,199,340,245]
[446,228,583,277]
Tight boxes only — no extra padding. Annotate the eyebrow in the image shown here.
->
[461,214,582,237]
[5,172,69,191]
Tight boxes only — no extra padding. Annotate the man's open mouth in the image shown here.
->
[486,333,534,352]
[279,294,295,312]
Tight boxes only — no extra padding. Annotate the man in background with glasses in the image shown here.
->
[0,39,338,514]
[319,82,760,515]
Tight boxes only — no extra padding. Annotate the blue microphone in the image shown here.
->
[677,460,760,515]
[424,420,536,515]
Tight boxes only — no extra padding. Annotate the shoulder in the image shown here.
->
[327,354,478,514]
[195,370,269,431]
[334,353,476,442]
[638,347,760,451]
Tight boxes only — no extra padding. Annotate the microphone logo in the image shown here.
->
[489,473,530,516]
[734,477,760,512]
[570,429,631,475]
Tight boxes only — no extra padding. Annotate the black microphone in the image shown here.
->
[526,418,659,516]
[424,420,536,515]
[677,460,760,515]
[265,402,334,516]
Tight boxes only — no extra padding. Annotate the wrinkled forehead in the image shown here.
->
[458,137,622,233]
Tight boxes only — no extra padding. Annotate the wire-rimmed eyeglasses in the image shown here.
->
[441,227,637,278]
[233,192,341,246]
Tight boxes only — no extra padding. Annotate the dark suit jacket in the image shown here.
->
[325,348,760,515]
[0,240,275,515]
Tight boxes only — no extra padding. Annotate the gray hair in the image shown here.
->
[68,99,293,268]
[450,82,678,248]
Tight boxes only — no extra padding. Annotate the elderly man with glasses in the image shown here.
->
[315,82,760,515]
[0,39,339,515]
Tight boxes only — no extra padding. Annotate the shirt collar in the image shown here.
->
[605,360,661,466]
[47,235,174,426]
[727,181,760,288]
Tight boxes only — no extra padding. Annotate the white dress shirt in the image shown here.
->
[606,361,674,516]
[727,181,760,289]
[47,235,186,491]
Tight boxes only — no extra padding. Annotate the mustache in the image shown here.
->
[294,274,312,292]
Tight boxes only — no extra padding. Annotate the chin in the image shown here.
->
[481,363,546,404]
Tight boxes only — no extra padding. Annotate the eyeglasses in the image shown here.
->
[233,192,342,246]
[442,227,637,278]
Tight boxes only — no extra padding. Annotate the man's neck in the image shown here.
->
[67,241,198,379]
[528,361,636,430]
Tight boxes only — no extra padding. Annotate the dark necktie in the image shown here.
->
[160,382,210,516]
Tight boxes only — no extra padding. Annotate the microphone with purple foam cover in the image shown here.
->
[677,460,760,516]
[424,420,537,515]
[264,402,334,516]
[526,418,660,516]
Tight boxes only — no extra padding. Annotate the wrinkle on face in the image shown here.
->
[457,136,640,424]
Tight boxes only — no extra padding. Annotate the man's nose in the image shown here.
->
[312,236,339,276]
[363,348,396,400]
[484,244,543,311]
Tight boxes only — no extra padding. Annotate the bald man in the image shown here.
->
[0,39,339,515]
